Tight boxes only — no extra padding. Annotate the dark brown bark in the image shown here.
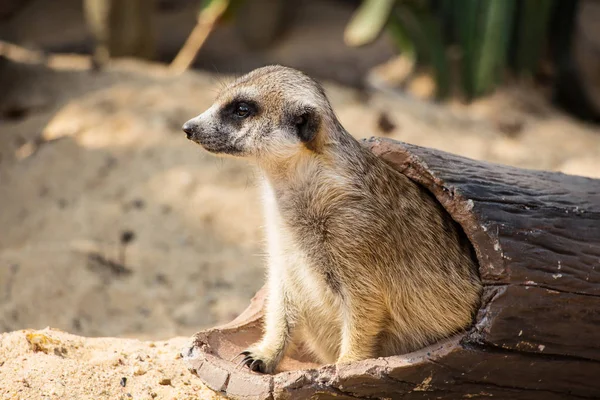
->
[183,137,600,399]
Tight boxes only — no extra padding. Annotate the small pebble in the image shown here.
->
[133,365,146,376]
[376,111,397,134]
[132,199,145,209]
[120,230,136,245]
[158,378,171,386]
[120,377,127,387]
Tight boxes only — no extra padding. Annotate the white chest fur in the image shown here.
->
[261,179,341,312]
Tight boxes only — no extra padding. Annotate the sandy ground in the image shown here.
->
[0,54,599,398]
[0,328,220,400]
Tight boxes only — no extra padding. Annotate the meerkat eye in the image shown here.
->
[234,102,251,118]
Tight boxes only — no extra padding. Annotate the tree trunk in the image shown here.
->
[183,137,600,399]
[83,0,155,68]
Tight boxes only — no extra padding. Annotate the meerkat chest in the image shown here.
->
[266,208,340,303]
[262,177,354,299]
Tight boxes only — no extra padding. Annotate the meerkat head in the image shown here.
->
[182,65,336,164]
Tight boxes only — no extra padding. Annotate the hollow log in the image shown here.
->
[183,137,600,399]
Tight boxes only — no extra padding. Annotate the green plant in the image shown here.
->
[345,0,558,101]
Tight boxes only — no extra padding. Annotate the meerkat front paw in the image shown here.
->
[237,345,280,374]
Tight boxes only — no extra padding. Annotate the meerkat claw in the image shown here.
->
[230,351,247,362]
[249,359,265,372]
[236,350,267,373]
[238,356,252,368]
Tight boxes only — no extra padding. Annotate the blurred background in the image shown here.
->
[0,0,599,340]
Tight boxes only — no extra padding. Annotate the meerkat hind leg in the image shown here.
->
[336,300,387,364]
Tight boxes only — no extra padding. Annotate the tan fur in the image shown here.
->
[183,65,482,373]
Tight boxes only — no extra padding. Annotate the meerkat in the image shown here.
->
[182,65,482,374]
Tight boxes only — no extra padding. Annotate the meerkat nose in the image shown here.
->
[182,121,196,139]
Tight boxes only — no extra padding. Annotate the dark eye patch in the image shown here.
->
[220,98,259,127]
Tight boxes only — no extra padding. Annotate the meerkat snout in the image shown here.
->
[185,65,482,374]
[182,120,195,140]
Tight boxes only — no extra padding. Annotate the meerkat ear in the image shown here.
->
[293,107,320,143]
